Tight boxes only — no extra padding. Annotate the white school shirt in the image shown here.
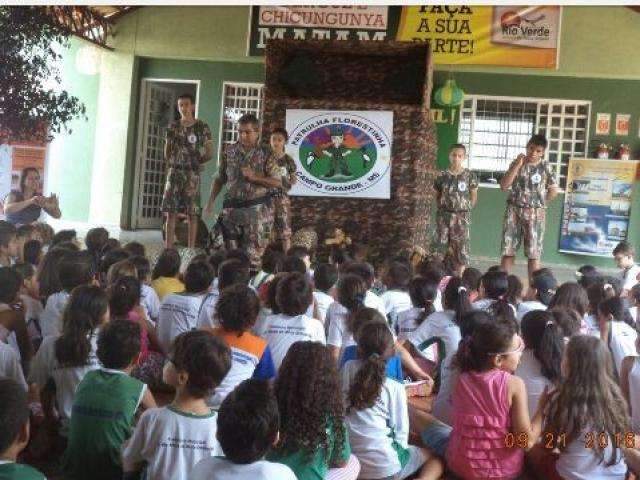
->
[253,307,272,338]
[157,293,206,353]
[515,349,553,419]
[0,341,27,391]
[121,406,221,480]
[396,307,426,341]
[381,290,412,331]
[40,291,70,338]
[516,301,547,322]
[472,298,495,312]
[620,264,640,292]
[582,314,601,338]
[22,294,44,343]
[628,358,640,432]
[191,457,297,480]
[407,310,461,424]
[140,284,161,326]
[313,290,334,326]
[630,306,638,323]
[263,313,325,370]
[608,321,638,375]
[28,332,100,429]
[555,430,627,480]
[326,291,388,351]
[196,289,220,330]
[341,359,409,479]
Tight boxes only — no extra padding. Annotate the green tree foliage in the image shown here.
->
[0,6,86,143]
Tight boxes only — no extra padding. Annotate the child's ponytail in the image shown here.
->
[454,319,517,373]
[521,311,564,382]
[442,277,471,326]
[338,274,368,335]
[408,277,438,326]
[598,296,626,323]
[348,322,394,411]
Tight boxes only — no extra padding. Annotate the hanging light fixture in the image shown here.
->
[434,73,465,107]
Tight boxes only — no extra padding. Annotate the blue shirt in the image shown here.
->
[339,346,404,381]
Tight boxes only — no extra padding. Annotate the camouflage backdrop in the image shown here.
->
[262,40,438,265]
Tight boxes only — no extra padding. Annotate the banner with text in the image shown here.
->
[559,158,638,257]
[248,6,400,56]
[286,109,393,199]
[396,5,561,68]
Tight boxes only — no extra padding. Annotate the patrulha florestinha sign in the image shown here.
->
[286,110,393,199]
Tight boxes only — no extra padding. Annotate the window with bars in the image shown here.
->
[458,96,591,188]
[218,82,265,156]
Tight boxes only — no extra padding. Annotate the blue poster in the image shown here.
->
[559,158,638,257]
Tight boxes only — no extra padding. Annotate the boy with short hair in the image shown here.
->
[0,379,46,479]
[62,320,156,480]
[0,221,18,267]
[157,260,213,353]
[313,263,338,325]
[499,134,558,279]
[269,128,297,252]
[434,144,478,276]
[190,379,297,480]
[613,241,640,296]
[197,258,250,330]
[122,330,231,480]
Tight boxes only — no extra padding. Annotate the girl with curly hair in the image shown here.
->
[267,341,360,480]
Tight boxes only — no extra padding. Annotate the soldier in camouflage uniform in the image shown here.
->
[268,127,297,252]
[434,144,478,275]
[205,114,281,270]
[162,93,213,249]
[500,134,558,279]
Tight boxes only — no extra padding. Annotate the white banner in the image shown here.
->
[286,109,393,199]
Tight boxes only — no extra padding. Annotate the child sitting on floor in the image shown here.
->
[190,379,297,480]
[122,330,231,480]
[267,341,360,480]
[312,263,338,326]
[381,261,413,331]
[62,320,156,480]
[0,268,32,371]
[599,296,638,375]
[29,285,108,434]
[12,263,43,351]
[206,284,276,409]
[150,248,185,301]
[157,260,213,353]
[129,255,161,326]
[0,379,46,479]
[342,322,439,480]
[396,276,439,340]
[0,221,18,267]
[40,250,96,338]
[263,272,325,370]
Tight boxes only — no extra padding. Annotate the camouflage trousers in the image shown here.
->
[501,204,546,260]
[161,167,201,216]
[434,210,471,267]
[220,204,272,268]
[271,195,292,243]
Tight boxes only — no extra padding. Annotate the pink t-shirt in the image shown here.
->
[125,310,149,361]
[446,369,523,480]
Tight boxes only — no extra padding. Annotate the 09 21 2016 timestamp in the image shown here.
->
[584,432,637,449]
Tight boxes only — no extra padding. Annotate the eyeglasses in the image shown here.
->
[489,335,525,356]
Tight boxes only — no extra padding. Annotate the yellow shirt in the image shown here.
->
[151,276,185,301]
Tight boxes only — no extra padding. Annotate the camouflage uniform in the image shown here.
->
[434,169,478,267]
[217,142,279,268]
[501,160,556,260]
[269,153,297,244]
[162,120,212,216]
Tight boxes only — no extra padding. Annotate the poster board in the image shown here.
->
[559,158,638,257]
[286,109,393,199]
